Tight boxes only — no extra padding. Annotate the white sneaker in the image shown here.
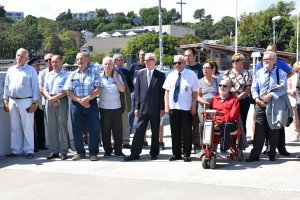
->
[218,152,227,159]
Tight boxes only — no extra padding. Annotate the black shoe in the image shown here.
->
[7,153,18,157]
[47,153,59,160]
[25,153,34,159]
[245,157,259,162]
[39,146,48,150]
[60,154,68,160]
[183,157,192,162]
[124,155,140,161]
[150,155,158,160]
[115,152,125,157]
[169,155,183,161]
[269,155,276,161]
[122,144,131,149]
[159,142,165,150]
[103,152,111,158]
[143,141,148,147]
[278,150,290,156]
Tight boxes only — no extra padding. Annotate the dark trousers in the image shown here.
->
[131,113,160,156]
[239,97,250,135]
[71,100,100,156]
[250,105,280,158]
[219,123,237,151]
[169,109,192,157]
[99,108,123,154]
[34,107,46,149]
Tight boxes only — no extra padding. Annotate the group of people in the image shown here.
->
[3,45,300,163]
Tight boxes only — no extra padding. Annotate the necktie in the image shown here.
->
[173,72,181,102]
[147,70,152,87]
[261,71,270,98]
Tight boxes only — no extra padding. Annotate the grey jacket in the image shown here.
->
[266,94,293,129]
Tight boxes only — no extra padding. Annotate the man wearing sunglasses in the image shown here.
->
[209,80,240,159]
[163,55,200,162]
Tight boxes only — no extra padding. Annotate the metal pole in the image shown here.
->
[159,0,163,67]
[235,0,238,54]
[297,12,299,62]
[273,21,276,44]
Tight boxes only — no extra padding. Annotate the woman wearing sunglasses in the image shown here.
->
[221,53,252,135]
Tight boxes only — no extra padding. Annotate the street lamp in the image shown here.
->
[272,16,281,44]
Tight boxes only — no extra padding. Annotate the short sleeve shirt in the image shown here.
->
[163,68,200,111]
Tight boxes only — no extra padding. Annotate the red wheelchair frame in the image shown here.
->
[200,109,243,169]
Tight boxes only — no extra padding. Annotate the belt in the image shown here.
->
[10,96,32,99]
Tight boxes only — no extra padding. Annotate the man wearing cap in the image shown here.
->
[3,48,40,158]
[28,57,47,152]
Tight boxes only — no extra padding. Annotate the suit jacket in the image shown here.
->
[135,68,165,116]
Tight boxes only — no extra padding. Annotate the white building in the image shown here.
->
[72,11,96,21]
[5,11,24,21]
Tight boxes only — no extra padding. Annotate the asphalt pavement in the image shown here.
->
[0,106,300,200]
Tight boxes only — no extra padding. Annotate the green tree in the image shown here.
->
[178,34,202,45]
[238,1,295,51]
[56,9,72,21]
[193,8,205,22]
[121,32,178,56]
[211,16,235,39]
[0,4,6,18]
[63,48,77,64]
[91,52,105,63]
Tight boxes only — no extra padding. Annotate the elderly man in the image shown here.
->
[163,55,200,162]
[124,53,165,161]
[113,53,132,149]
[98,57,125,158]
[246,51,287,162]
[3,48,40,158]
[255,43,291,156]
[209,80,240,159]
[43,55,69,160]
[64,52,103,161]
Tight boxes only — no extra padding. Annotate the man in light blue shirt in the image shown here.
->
[43,55,69,160]
[3,48,40,158]
[246,51,287,162]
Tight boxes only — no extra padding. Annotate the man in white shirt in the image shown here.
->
[163,55,200,162]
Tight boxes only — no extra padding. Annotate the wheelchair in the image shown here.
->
[200,109,243,169]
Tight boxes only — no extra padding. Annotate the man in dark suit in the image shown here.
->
[124,53,165,161]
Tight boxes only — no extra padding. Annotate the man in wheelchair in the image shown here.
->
[209,80,240,159]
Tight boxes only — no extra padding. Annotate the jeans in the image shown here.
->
[71,99,100,156]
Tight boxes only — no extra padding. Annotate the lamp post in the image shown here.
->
[235,0,238,54]
[297,12,299,62]
[272,16,281,44]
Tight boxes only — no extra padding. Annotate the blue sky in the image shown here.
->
[1,0,299,23]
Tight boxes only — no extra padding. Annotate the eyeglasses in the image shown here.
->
[232,59,241,63]
[45,59,51,62]
[218,84,228,88]
[263,58,273,62]
[173,62,182,65]
[145,59,154,62]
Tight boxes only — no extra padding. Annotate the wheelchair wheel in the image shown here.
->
[237,150,243,161]
[209,154,216,169]
[202,156,208,169]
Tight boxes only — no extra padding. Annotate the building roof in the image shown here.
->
[180,43,296,60]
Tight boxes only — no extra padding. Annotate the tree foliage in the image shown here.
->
[238,1,295,51]
[139,7,180,26]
